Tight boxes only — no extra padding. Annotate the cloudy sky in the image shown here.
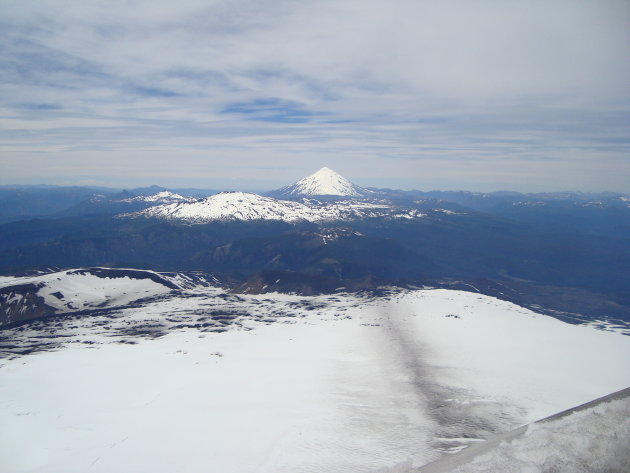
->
[1,0,629,192]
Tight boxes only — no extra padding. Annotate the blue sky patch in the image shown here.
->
[222,98,321,123]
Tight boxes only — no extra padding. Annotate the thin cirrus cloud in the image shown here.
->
[0,0,629,191]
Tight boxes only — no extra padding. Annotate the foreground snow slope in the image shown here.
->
[382,290,629,422]
[416,388,630,473]
[1,286,628,473]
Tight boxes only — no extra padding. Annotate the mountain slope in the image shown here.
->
[0,268,178,327]
[126,191,426,223]
[0,267,224,328]
[201,228,439,280]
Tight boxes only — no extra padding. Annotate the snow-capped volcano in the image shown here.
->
[271,167,368,198]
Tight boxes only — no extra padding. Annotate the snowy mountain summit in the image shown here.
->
[272,167,368,198]
[121,190,195,204]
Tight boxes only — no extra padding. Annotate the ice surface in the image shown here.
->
[415,390,630,473]
[452,397,630,473]
[1,286,628,472]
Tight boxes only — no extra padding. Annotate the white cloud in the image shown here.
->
[1,0,629,191]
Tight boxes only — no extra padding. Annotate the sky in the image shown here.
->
[1,0,629,192]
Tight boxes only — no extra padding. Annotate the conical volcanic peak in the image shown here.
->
[272,167,366,198]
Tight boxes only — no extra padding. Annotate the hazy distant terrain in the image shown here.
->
[1,174,629,324]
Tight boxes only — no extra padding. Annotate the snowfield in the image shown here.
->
[125,191,428,224]
[0,269,171,313]
[1,281,629,472]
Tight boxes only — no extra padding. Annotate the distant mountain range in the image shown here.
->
[1,168,629,325]
[125,190,433,224]
[1,168,628,224]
